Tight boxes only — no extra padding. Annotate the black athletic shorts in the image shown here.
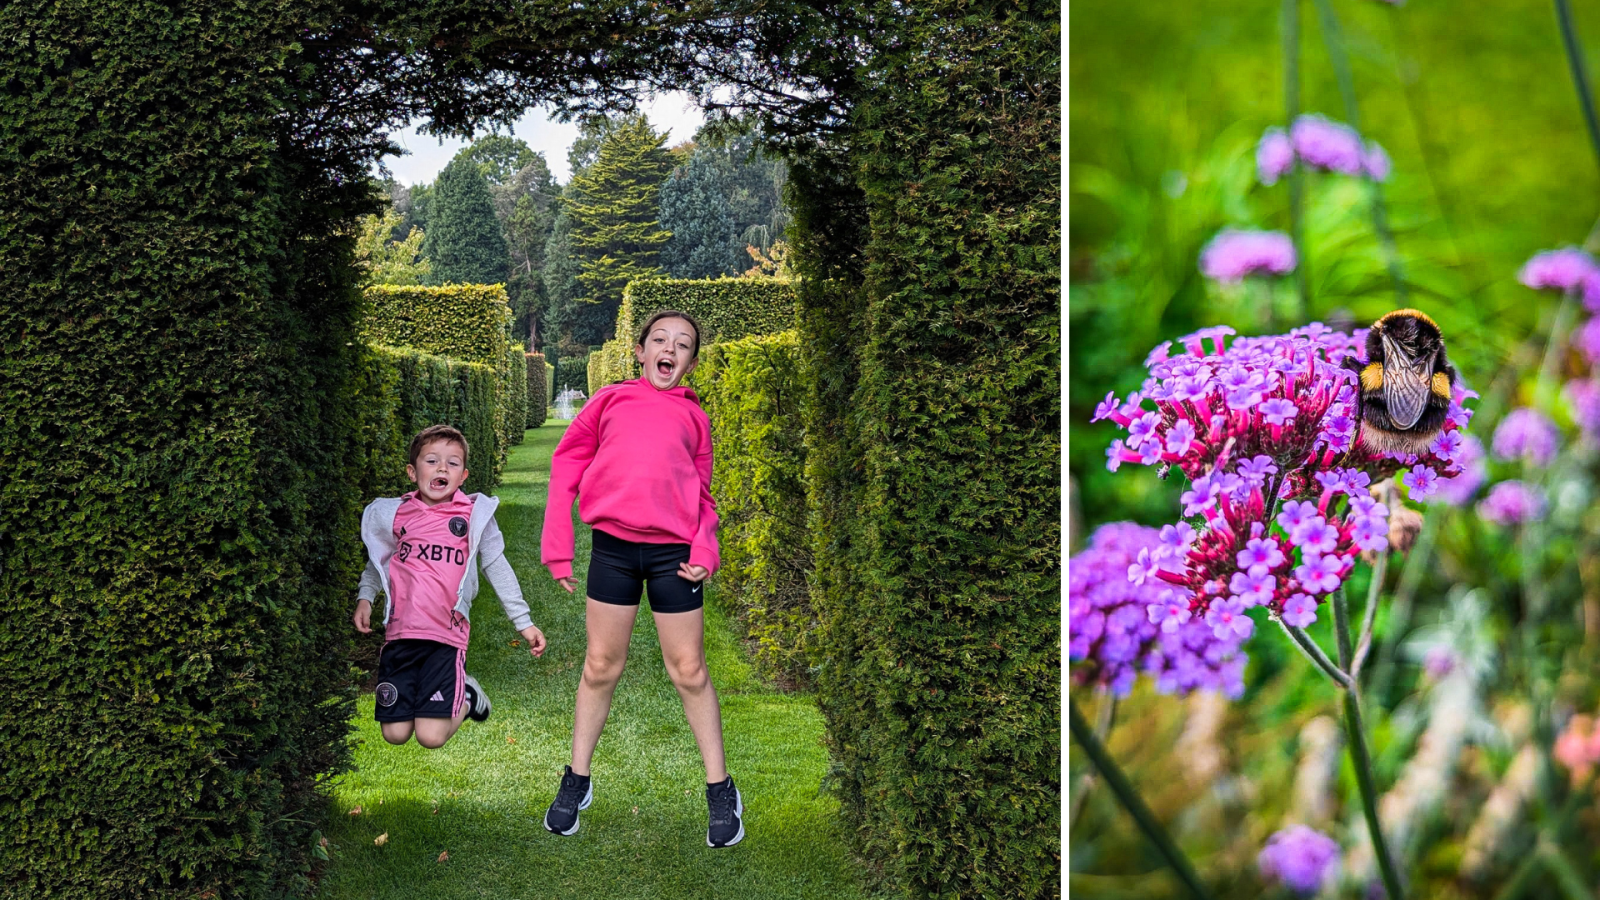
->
[373,638,465,722]
[587,527,704,614]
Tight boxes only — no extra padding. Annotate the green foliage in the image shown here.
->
[359,345,500,497]
[660,148,743,277]
[688,332,814,686]
[555,355,590,394]
[356,209,431,286]
[524,352,549,428]
[425,156,511,287]
[362,284,516,486]
[618,277,797,347]
[463,134,537,187]
[506,342,528,444]
[545,361,556,404]
[789,3,1062,895]
[588,337,638,393]
[564,116,674,341]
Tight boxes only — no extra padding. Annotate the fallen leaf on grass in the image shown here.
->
[374,833,388,847]
[348,806,362,816]
[437,851,449,863]
[632,806,639,815]
[510,640,522,647]
[506,735,516,744]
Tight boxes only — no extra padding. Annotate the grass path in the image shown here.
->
[316,422,875,900]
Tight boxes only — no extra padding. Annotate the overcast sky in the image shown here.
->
[374,91,707,186]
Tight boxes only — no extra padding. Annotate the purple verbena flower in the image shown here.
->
[1519,247,1599,295]
[1491,408,1560,466]
[1259,825,1342,895]
[1237,537,1286,575]
[1568,378,1600,440]
[1200,230,1297,283]
[1296,553,1345,594]
[1402,465,1439,499]
[1478,480,1545,526]
[1361,141,1391,181]
[1258,128,1295,185]
[1281,592,1319,628]
[1432,433,1487,506]
[1206,597,1255,640]
[1291,114,1368,177]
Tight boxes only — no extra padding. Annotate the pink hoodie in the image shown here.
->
[542,377,719,580]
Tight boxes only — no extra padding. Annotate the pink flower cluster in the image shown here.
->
[1555,714,1600,783]
[1259,825,1342,895]
[1524,247,1600,446]
[1095,323,1477,637]
[1069,523,1248,698]
[1199,229,1297,283]
[1258,115,1390,185]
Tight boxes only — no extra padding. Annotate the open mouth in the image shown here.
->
[431,477,449,490]
[656,359,675,377]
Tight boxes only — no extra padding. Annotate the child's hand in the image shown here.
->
[678,563,709,583]
[519,624,547,658]
[353,598,373,633]
[556,576,578,594]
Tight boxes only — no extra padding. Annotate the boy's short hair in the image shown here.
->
[636,309,703,359]
[409,424,469,467]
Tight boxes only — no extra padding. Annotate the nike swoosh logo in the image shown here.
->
[692,585,701,593]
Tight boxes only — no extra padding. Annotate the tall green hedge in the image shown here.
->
[506,341,528,444]
[589,337,639,393]
[525,351,549,428]
[689,332,813,686]
[357,345,499,497]
[555,355,589,394]
[618,277,797,346]
[794,3,1061,896]
[0,7,366,895]
[362,284,515,486]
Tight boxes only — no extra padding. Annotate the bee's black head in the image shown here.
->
[1369,308,1444,361]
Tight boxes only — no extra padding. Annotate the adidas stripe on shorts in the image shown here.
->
[373,638,465,721]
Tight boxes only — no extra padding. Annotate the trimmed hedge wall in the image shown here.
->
[793,3,1061,896]
[357,346,500,497]
[506,341,528,444]
[546,360,556,405]
[688,332,813,686]
[555,355,589,395]
[618,277,797,346]
[589,337,639,393]
[525,352,549,428]
[362,284,515,486]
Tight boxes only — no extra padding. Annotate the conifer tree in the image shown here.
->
[423,156,509,285]
[659,149,741,278]
[563,116,673,341]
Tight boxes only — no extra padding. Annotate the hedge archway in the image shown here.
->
[0,2,1058,897]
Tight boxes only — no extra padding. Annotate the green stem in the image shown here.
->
[1280,619,1352,689]
[1555,0,1600,177]
[1351,545,1387,680]
[1068,698,1218,900]
[1333,590,1407,900]
[1492,851,1545,900]
[1312,0,1407,305]
[1068,692,1118,825]
[1367,516,1437,699]
[1283,0,1311,321]
[1541,842,1592,900]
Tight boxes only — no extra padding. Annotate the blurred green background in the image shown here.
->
[1069,0,1599,538]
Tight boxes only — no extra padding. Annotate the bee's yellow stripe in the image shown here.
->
[1376,308,1437,330]
[1431,371,1451,398]
[1361,362,1384,391]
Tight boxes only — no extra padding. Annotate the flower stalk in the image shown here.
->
[1555,0,1600,177]
[1282,0,1311,321]
[1068,697,1217,900]
[1333,589,1407,900]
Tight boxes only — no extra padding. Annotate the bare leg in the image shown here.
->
[571,598,640,776]
[413,699,469,749]
[654,608,728,783]
[381,720,414,745]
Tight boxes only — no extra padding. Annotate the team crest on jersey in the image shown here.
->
[376,682,398,707]
[396,541,411,562]
[449,516,468,537]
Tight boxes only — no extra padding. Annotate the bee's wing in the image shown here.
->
[1382,355,1433,429]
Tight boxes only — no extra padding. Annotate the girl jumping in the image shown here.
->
[539,309,743,848]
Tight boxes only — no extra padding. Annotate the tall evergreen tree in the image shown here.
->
[659,149,741,278]
[563,116,673,342]
[540,205,585,354]
[423,156,509,285]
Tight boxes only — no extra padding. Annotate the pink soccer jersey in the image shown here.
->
[386,490,475,649]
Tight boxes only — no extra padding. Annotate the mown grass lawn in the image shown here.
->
[315,421,878,900]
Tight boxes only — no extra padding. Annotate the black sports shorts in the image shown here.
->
[587,527,704,614]
[373,638,465,722]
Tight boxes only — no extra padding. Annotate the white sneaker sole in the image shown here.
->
[707,790,745,848]
[463,674,491,722]
[544,782,593,836]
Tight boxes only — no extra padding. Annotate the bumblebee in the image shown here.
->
[1339,309,1457,455]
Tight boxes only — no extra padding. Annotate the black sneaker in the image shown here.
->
[463,673,491,722]
[706,776,744,848]
[544,766,593,836]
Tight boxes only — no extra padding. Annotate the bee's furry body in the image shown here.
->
[1340,309,1457,455]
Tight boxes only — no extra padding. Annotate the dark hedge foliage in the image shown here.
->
[356,346,499,497]
[555,355,590,394]
[790,3,1062,896]
[619,277,798,346]
[506,342,528,445]
[525,351,550,428]
[688,332,814,687]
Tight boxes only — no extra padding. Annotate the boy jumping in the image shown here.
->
[354,424,546,748]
